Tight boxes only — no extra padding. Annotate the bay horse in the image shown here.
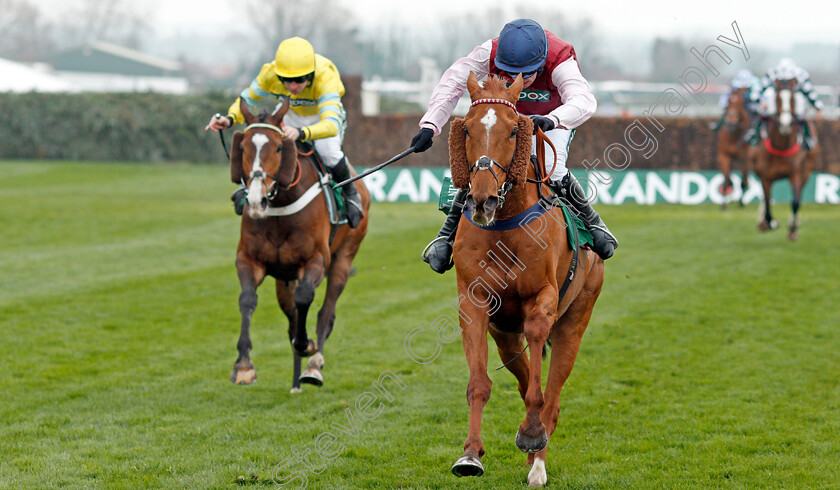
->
[716,87,752,209]
[229,98,370,392]
[447,72,604,487]
[749,79,819,240]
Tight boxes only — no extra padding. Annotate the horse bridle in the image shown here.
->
[466,98,519,207]
[242,122,300,199]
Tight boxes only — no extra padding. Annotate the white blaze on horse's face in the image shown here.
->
[480,108,497,149]
[778,89,793,134]
[247,133,270,211]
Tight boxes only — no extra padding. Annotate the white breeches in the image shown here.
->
[283,112,346,167]
[531,128,573,182]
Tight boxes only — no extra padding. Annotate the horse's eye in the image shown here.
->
[276,145,283,153]
[510,127,518,138]
[464,126,470,137]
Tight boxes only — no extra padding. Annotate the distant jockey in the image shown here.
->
[709,69,760,132]
[745,58,824,149]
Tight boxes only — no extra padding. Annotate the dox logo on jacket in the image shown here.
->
[519,89,551,102]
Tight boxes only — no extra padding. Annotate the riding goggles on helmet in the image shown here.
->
[277,73,313,84]
[503,69,538,81]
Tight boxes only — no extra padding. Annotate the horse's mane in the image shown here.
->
[481,76,514,100]
[258,111,271,123]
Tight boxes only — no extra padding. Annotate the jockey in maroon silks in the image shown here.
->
[412,18,618,274]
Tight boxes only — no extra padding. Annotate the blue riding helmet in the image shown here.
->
[495,19,548,74]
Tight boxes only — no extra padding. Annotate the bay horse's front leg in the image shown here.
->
[276,279,305,393]
[515,288,558,454]
[231,253,267,384]
[292,255,326,358]
[788,169,804,241]
[451,301,491,478]
[758,177,778,232]
[718,151,733,210]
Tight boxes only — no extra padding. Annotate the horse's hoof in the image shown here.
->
[293,339,318,357]
[290,387,302,394]
[515,428,547,454]
[527,457,547,487]
[788,232,799,241]
[230,368,257,385]
[299,369,323,386]
[451,455,484,477]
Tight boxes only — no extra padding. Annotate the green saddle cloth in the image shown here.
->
[438,176,593,250]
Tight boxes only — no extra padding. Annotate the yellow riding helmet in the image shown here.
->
[274,37,316,78]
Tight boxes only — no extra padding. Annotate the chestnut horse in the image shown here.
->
[716,87,752,209]
[229,98,370,392]
[749,79,819,240]
[447,73,604,487]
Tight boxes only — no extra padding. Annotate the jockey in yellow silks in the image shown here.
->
[205,37,363,228]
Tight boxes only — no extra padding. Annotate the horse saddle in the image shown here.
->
[296,141,348,227]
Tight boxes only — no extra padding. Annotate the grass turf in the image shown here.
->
[1,161,838,488]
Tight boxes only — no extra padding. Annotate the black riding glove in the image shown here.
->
[530,115,555,134]
[411,128,434,153]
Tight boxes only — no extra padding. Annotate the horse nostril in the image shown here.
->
[260,197,268,209]
[483,196,499,215]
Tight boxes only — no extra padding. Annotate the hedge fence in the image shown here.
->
[2,78,838,174]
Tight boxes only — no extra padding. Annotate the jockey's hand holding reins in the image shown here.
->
[530,115,556,134]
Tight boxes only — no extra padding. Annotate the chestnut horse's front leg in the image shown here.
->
[451,296,492,478]
[515,287,558,454]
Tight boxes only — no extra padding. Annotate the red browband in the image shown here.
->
[471,98,518,112]
[764,139,800,157]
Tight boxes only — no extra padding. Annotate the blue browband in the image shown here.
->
[463,200,548,231]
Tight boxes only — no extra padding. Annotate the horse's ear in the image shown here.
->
[509,116,534,185]
[269,97,291,126]
[466,72,481,100]
[230,131,245,184]
[448,118,470,189]
[508,75,524,102]
[240,98,256,125]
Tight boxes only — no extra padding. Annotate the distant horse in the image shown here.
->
[749,79,819,240]
[229,98,370,392]
[447,73,604,487]
[716,87,752,209]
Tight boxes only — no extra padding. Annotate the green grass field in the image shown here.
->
[1,161,839,489]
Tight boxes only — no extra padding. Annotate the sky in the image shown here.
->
[35,0,840,71]
[150,0,840,46]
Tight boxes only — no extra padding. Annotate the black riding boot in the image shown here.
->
[551,173,618,260]
[329,157,363,228]
[422,189,468,274]
[232,187,247,216]
[744,118,763,146]
[802,120,816,150]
